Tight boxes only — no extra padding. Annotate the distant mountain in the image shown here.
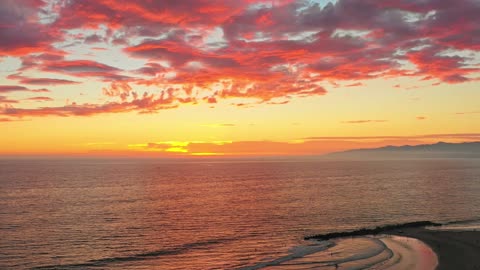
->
[325,142,480,159]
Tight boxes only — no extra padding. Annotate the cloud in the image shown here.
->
[127,132,480,156]
[416,116,427,120]
[44,60,119,74]
[102,82,133,101]
[304,133,480,141]
[41,60,125,80]
[31,88,51,93]
[0,85,29,93]
[134,63,167,77]
[21,78,80,85]
[25,96,54,102]
[7,74,80,85]
[341,120,388,124]
[0,91,181,117]
[1,0,480,117]
[0,96,19,104]
[456,111,480,115]
[0,0,61,56]
[0,117,16,122]
[84,34,104,44]
[406,45,479,83]
[133,140,356,156]
[53,0,257,30]
[200,123,236,127]
[0,85,49,97]
[345,82,363,87]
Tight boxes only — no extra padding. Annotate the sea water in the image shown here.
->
[1,158,479,269]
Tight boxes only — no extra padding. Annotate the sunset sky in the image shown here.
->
[1,0,479,157]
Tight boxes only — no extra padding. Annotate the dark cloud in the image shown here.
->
[0,0,61,55]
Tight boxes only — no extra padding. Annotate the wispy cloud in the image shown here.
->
[456,111,480,115]
[341,120,388,124]
[115,133,480,156]
[304,133,480,141]
[25,96,54,102]
[200,123,236,128]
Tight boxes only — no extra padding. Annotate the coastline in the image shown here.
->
[306,221,480,270]
[388,227,480,270]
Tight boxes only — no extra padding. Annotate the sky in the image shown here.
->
[0,0,479,157]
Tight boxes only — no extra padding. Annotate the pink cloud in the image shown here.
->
[0,85,50,94]
[24,78,79,85]
[25,96,54,102]
[0,85,29,93]
[345,82,363,87]
[0,91,181,117]
[0,96,19,104]
[0,0,479,118]
[0,0,63,56]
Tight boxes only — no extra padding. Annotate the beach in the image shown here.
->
[389,227,480,270]
[299,221,480,270]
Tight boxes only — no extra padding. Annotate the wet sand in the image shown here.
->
[304,221,480,269]
[388,227,480,270]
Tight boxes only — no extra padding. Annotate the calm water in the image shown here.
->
[1,158,479,269]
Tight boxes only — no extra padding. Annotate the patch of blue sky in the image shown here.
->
[332,29,371,38]
[284,31,319,42]
[0,57,22,73]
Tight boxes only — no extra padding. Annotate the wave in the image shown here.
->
[239,235,437,269]
[31,237,238,269]
[237,241,334,269]
[32,219,474,269]
[304,220,442,241]
[241,220,452,269]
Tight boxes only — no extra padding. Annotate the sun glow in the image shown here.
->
[0,0,479,157]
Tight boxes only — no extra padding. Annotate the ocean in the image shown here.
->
[1,158,479,269]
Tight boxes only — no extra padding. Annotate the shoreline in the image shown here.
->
[304,221,441,240]
[389,227,480,270]
[306,220,480,269]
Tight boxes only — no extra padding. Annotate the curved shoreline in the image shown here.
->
[389,228,480,270]
[305,220,480,270]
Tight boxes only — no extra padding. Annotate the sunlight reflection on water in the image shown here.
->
[0,158,478,269]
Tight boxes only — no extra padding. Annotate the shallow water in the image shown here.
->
[247,235,438,269]
[428,219,480,231]
[0,158,479,269]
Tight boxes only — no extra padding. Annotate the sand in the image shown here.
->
[388,227,480,270]
[304,221,480,269]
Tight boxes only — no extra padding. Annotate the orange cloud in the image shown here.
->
[120,134,480,157]
[0,0,479,118]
